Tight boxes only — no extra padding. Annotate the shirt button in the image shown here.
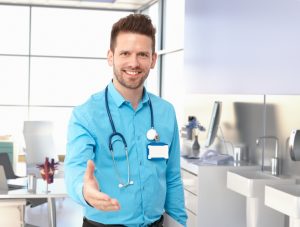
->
[139,161,142,165]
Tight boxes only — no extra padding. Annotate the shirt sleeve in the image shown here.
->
[64,108,96,208]
[164,111,188,227]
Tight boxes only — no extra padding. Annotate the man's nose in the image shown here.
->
[128,55,140,67]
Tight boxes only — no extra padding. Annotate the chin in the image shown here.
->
[125,83,142,90]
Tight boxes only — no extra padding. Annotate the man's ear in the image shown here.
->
[150,52,158,69]
[107,50,113,66]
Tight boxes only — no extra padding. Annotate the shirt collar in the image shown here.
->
[107,81,150,108]
[141,87,150,105]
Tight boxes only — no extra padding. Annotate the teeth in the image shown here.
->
[126,71,139,75]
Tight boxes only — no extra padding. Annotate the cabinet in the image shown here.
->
[197,165,249,227]
[181,158,199,227]
[0,199,26,227]
[181,169,198,227]
[181,158,259,227]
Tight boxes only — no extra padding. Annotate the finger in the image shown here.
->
[97,198,120,207]
[88,190,110,202]
[84,160,95,181]
[83,160,102,203]
[94,198,117,207]
[89,194,120,210]
[110,198,120,206]
[102,204,120,211]
[85,193,111,209]
[94,200,121,211]
[97,205,120,211]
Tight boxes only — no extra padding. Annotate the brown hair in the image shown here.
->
[110,14,156,53]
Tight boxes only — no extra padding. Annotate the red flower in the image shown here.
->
[37,157,59,184]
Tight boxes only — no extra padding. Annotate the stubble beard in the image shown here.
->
[113,66,149,90]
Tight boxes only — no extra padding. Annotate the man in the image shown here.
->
[65,14,187,227]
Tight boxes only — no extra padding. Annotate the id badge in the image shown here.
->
[147,142,169,160]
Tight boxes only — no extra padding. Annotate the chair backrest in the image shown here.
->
[0,153,18,179]
[23,121,58,166]
[0,165,8,191]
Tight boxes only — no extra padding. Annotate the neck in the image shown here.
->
[113,80,143,110]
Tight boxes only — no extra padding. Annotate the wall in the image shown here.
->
[182,94,300,177]
[184,0,300,94]
[182,95,264,163]
[265,95,300,176]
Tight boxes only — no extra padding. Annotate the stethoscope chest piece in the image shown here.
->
[118,180,134,188]
[147,128,158,141]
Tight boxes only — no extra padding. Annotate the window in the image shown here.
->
[30,57,111,106]
[0,5,29,54]
[31,8,128,57]
[0,56,28,105]
[0,5,131,155]
[163,0,185,50]
[160,0,185,123]
[142,2,160,95]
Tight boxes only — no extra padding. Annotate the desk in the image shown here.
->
[0,178,67,227]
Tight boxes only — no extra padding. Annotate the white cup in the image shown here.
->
[27,173,36,193]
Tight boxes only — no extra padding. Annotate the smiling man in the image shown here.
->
[64,14,187,227]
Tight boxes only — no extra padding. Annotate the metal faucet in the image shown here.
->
[256,136,280,176]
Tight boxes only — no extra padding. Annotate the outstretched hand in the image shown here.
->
[83,160,120,211]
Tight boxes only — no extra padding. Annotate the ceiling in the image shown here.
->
[0,0,157,10]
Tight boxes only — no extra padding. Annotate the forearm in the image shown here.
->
[165,171,187,226]
[65,109,96,207]
[64,163,88,206]
[164,115,187,226]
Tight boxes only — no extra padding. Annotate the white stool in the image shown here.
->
[0,199,26,227]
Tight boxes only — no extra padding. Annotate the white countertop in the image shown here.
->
[180,156,257,175]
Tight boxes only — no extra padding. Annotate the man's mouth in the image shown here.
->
[124,70,142,76]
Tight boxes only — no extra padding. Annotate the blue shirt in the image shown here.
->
[65,82,187,226]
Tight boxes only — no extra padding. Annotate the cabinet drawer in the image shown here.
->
[181,169,198,195]
[184,189,197,214]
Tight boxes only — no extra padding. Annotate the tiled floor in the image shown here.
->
[25,197,83,227]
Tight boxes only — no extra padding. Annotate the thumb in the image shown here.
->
[85,160,95,181]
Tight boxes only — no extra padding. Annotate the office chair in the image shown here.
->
[23,121,58,167]
[0,151,47,208]
[22,121,60,208]
[0,153,20,179]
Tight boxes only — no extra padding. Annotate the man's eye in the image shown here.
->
[139,53,149,58]
[121,52,129,56]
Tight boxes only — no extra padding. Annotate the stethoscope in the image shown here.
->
[105,86,158,188]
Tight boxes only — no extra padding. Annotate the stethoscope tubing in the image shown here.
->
[108,132,127,151]
[104,85,154,188]
[105,86,154,133]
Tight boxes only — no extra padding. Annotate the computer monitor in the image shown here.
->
[23,121,58,166]
[204,101,222,148]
